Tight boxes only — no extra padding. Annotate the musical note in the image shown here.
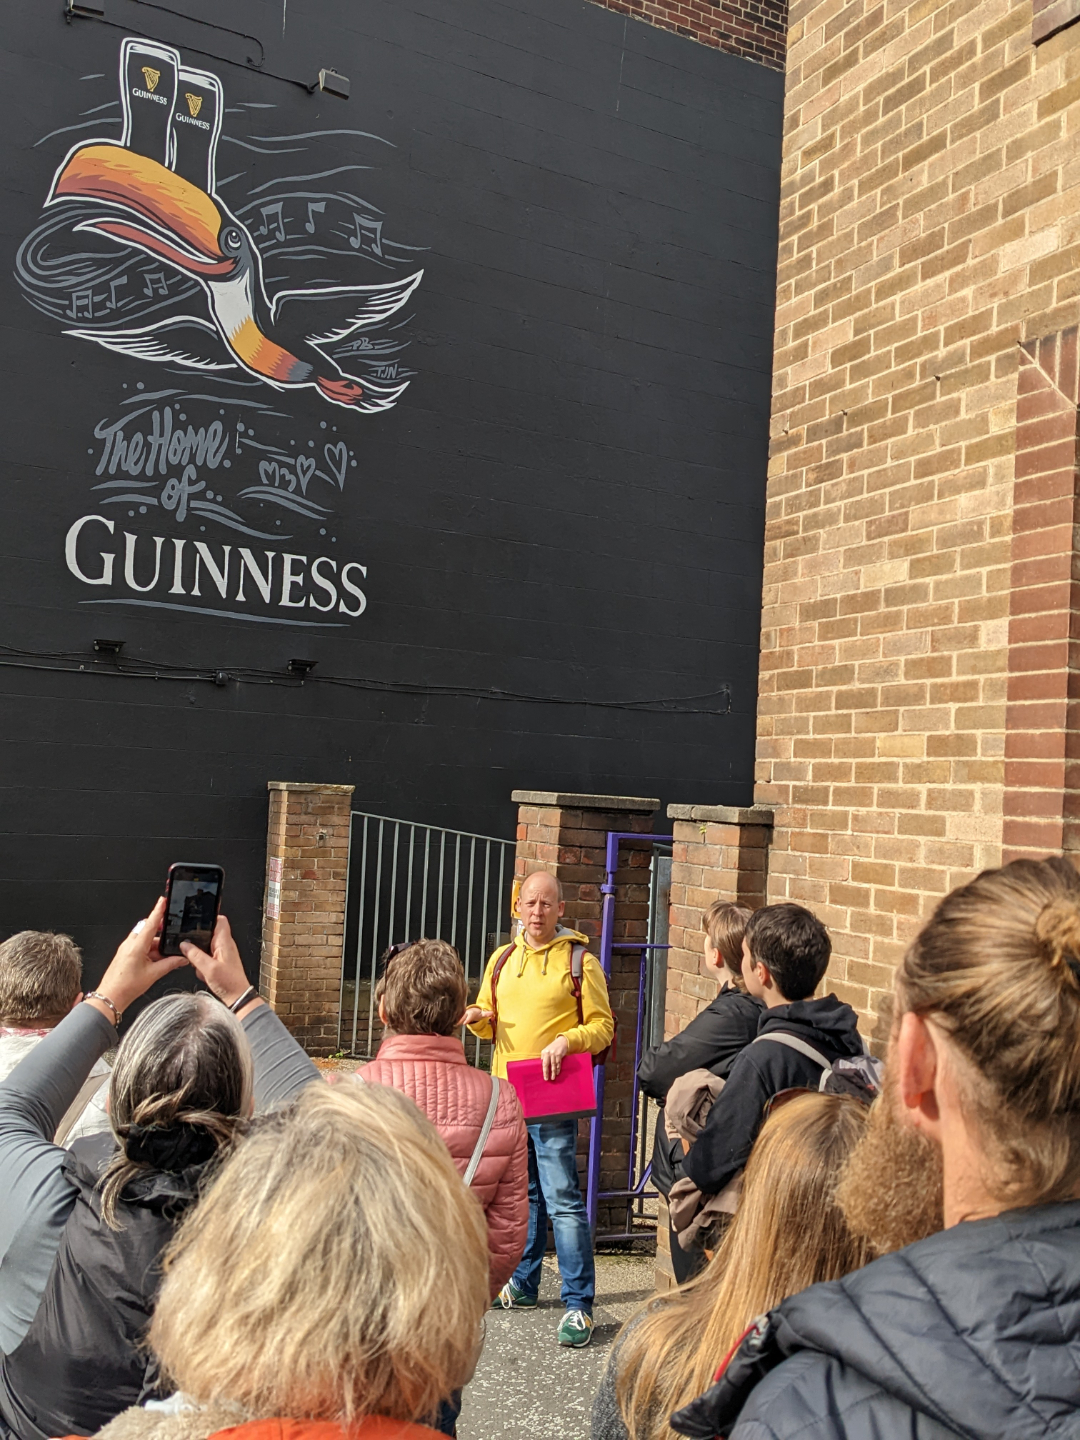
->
[348,212,383,256]
[305,201,326,234]
[68,288,94,320]
[106,276,128,311]
[256,202,286,243]
[143,271,169,298]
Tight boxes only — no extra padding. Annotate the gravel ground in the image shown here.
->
[458,1248,656,1440]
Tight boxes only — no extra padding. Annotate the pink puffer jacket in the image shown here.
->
[356,1034,528,1296]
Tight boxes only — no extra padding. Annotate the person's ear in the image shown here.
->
[377,999,388,1026]
[557,897,565,916]
[755,960,773,991]
[71,992,84,1012]
[896,1010,942,1133]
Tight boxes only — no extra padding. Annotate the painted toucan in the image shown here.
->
[47,142,422,410]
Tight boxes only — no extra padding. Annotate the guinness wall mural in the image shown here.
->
[1,1,784,973]
[16,37,426,627]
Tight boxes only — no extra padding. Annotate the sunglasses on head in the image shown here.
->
[377,940,419,977]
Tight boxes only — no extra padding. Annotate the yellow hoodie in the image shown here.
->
[467,926,615,1079]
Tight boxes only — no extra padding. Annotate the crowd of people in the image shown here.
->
[0,855,1079,1439]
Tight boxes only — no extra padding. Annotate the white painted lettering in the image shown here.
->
[338,562,367,616]
[235,549,276,603]
[192,542,231,599]
[308,556,337,612]
[123,531,164,592]
[65,514,115,586]
[280,553,308,607]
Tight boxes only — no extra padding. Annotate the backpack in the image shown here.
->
[488,939,613,1066]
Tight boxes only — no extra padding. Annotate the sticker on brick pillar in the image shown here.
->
[266,855,283,919]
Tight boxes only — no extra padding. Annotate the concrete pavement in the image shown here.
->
[458,1249,656,1440]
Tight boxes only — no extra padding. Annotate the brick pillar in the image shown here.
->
[655,802,774,1290]
[1003,331,1080,860]
[511,791,660,1229]
[259,781,354,1056]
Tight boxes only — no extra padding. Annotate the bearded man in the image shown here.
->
[670,856,1080,1440]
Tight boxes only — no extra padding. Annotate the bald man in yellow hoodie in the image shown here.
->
[464,870,613,1347]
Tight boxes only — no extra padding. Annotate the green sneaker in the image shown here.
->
[492,1281,538,1310]
[557,1310,594,1347]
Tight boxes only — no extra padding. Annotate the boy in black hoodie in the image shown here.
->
[681,903,864,1200]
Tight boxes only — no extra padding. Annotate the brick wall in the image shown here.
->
[259,782,353,1055]
[756,0,1080,1039]
[664,805,775,1039]
[588,0,788,71]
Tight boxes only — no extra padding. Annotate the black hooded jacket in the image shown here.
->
[681,995,864,1197]
[638,984,763,1198]
[671,1200,1080,1439]
[0,1134,209,1440]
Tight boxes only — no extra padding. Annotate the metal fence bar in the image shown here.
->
[342,812,513,1065]
[346,814,369,1054]
[420,828,432,935]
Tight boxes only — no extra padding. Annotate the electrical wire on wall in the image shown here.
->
[0,643,732,717]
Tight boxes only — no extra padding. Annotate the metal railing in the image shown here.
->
[338,812,515,1061]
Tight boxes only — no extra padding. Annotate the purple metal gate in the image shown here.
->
[585,829,672,1239]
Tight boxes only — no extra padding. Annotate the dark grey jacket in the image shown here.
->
[671,1200,1080,1439]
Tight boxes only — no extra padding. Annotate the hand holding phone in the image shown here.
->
[160,863,224,957]
[88,896,191,1024]
[180,913,255,1010]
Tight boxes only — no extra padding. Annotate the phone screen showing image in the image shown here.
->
[161,864,224,957]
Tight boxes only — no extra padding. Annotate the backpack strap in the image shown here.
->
[753,1032,833,1089]
[53,1070,109,1146]
[463,1076,501,1186]
[569,942,587,1027]
[487,943,517,1042]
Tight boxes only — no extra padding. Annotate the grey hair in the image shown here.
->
[100,992,253,1228]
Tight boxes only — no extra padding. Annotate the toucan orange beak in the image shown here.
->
[49,143,235,276]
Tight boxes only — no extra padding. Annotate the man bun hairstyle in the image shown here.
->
[0,931,82,1026]
[702,902,752,978]
[376,939,468,1037]
[745,903,832,1002]
[898,855,1080,1207]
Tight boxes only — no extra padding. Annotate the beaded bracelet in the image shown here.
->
[85,991,122,1026]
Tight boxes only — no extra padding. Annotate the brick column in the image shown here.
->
[655,802,774,1289]
[1003,331,1080,860]
[511,791,659,1229]
[259,781,354,1056]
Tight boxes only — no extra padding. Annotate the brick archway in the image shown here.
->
[1003,330,1080,859]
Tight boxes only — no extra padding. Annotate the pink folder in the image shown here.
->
[505,1051,597,1122]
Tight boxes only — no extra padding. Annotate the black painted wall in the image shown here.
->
[0,0,782,986]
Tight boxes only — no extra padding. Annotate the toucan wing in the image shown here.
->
[268,270,423,344]
[64,316,236,371]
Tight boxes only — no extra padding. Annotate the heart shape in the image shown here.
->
[324,441,348,490]
[296,455,315,495]
[258,459,280,487]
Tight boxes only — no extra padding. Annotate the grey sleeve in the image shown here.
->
[591,1352,631,1440]
[0,1003,116,1355]
[242,1002,321,1110]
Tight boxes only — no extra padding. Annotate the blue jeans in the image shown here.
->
[511,1119,595,1313]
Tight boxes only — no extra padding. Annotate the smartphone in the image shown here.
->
[160,863,224,957]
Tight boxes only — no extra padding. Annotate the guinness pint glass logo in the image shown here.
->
[141,66,160,91]
[184,92,202,117]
